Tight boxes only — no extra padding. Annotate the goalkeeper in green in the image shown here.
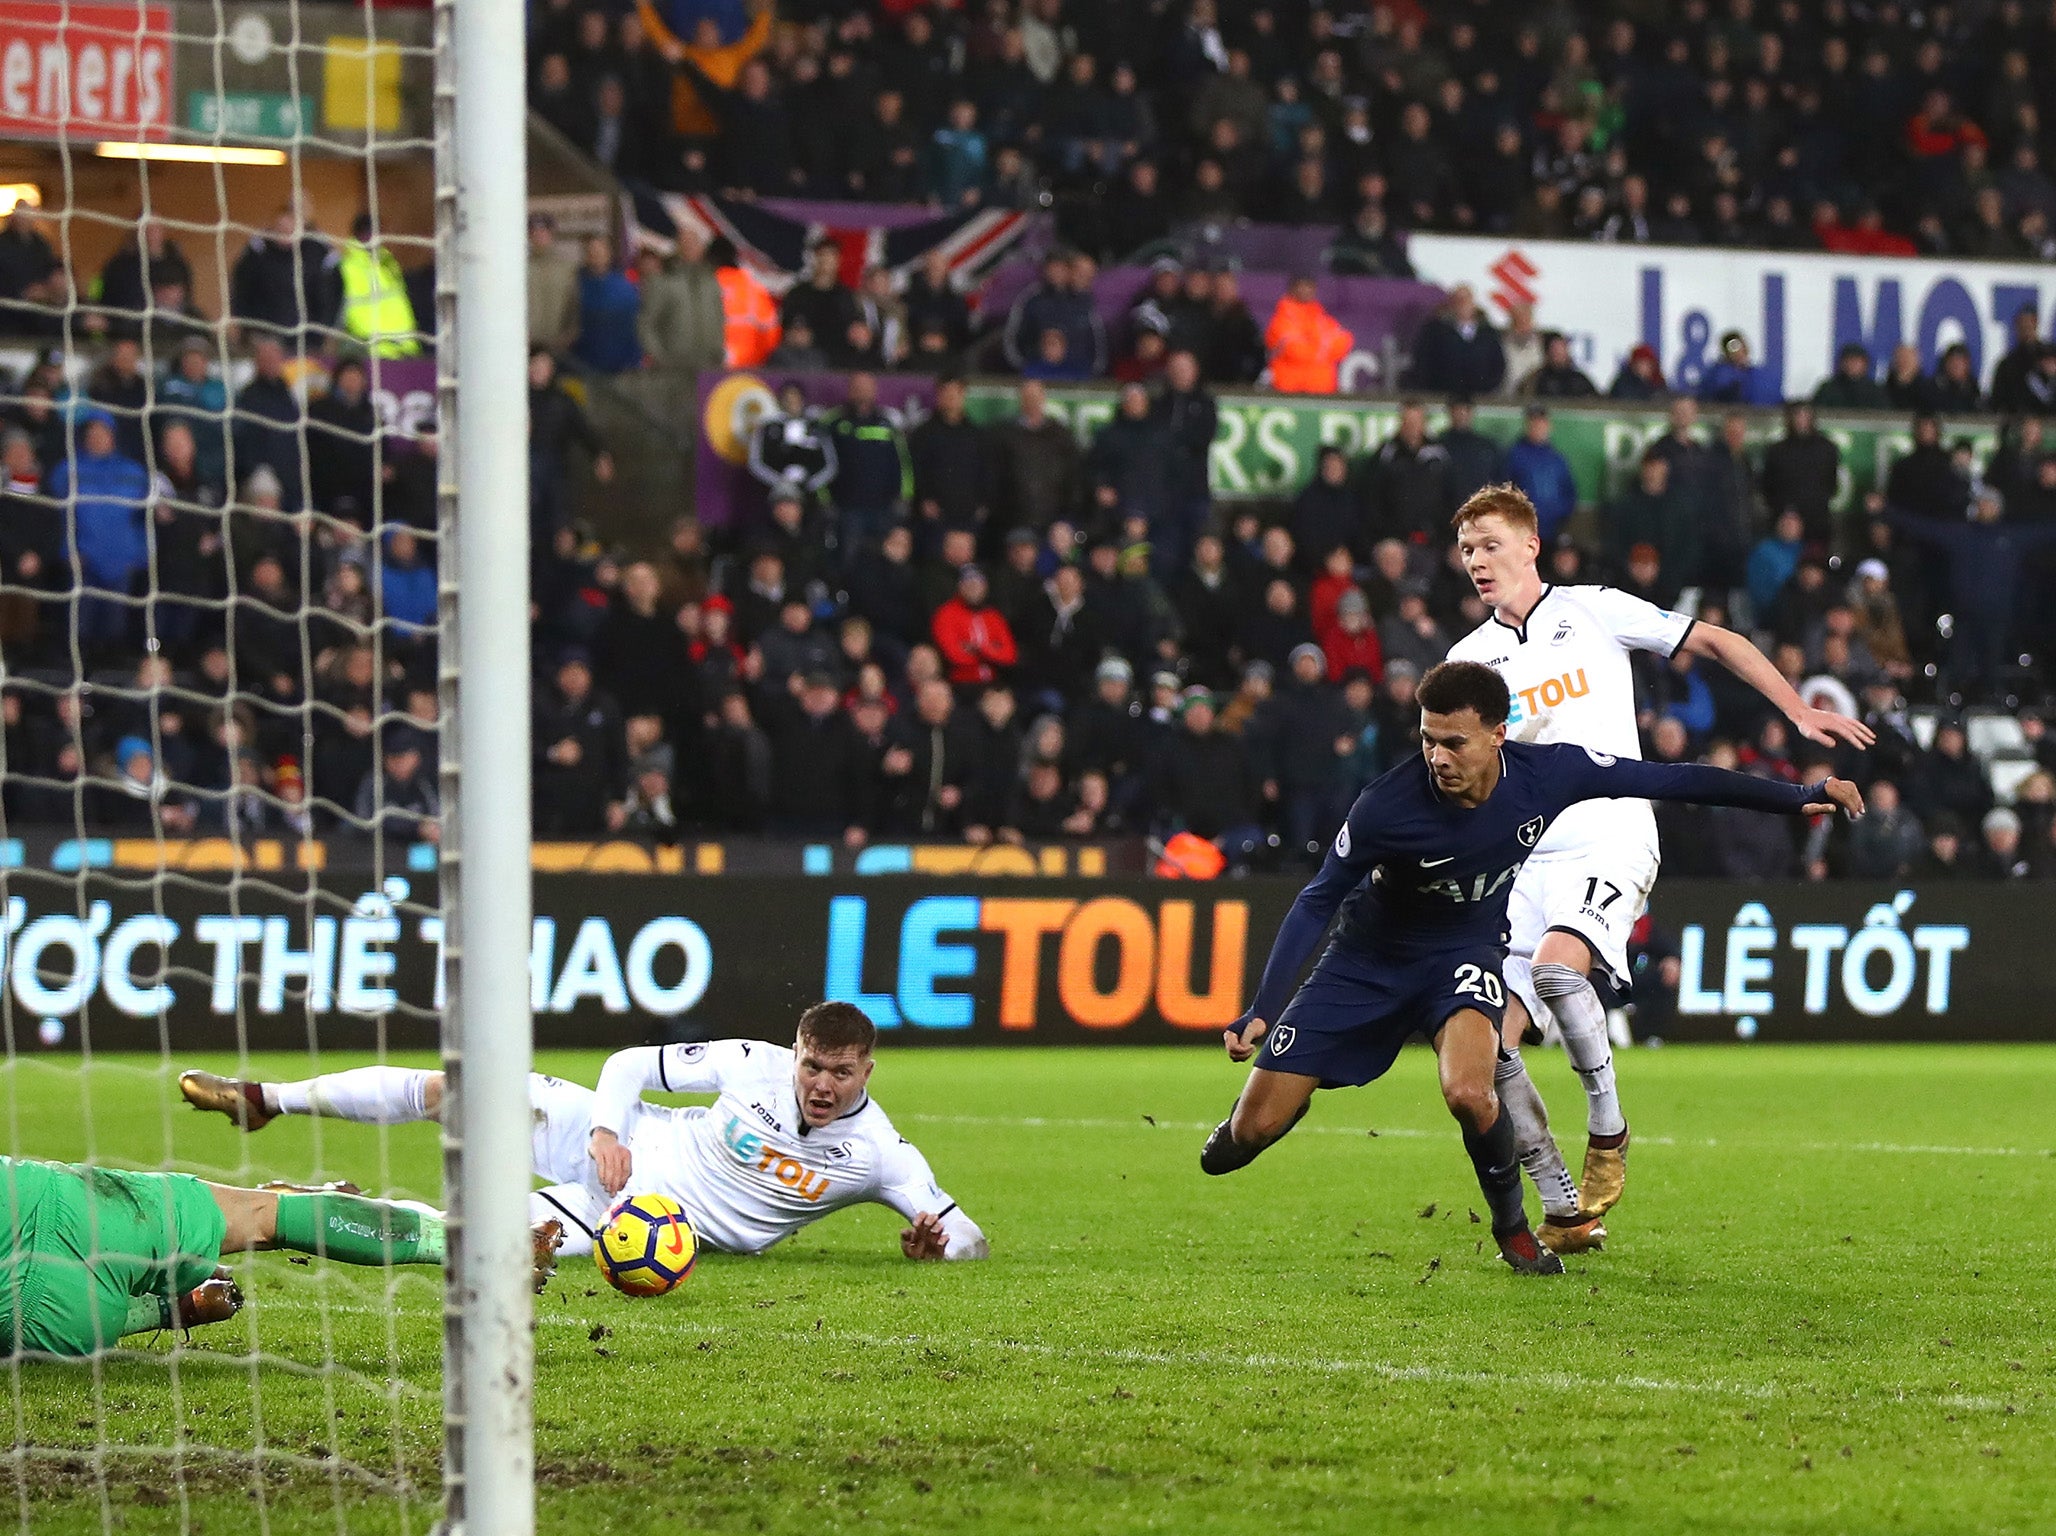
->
[0,1156,562,1359]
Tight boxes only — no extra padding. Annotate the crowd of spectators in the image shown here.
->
[518,360,2053,882]
[0,194,445,844]
[532,0,2056,268]
[5,231,2056,877]
[7,0,2056,876]
[522,0,2056,411]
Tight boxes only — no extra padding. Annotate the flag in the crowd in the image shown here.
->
[626,190,1039,296]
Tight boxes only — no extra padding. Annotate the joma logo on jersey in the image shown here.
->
[1420,862,1525,904]
[719,1113,832,1202]
[1504,668,1590,726]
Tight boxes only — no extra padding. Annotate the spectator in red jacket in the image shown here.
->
[1905,90,1986,162]
[931,564,1019,687]
[1318,587,1383,683]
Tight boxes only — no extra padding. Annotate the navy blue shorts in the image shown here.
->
[1257,939,1509,1089]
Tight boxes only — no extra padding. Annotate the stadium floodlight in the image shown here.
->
[0,0,533,1527]
[92,144,290,166]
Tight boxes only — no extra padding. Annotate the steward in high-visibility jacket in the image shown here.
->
[335,214,421,358]
[1264,277,1353,395]
[715,251,780,368]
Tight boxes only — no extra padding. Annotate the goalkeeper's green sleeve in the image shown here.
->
[119,1293,173,1337]
[273,1192,446,1267]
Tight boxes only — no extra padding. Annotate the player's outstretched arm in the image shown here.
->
[1680,621,1875,750]
[878,1140,989,1261]
[590,1041,754,1193]
[1571,748,1863,819]
[900,1209,989,1261]
[119,1268,245,1339]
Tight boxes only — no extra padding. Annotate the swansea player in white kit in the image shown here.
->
[177,1002,988,1264]
[1444,486,1871,1249]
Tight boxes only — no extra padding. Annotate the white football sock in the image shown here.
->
[531,1185,597,1258]
[1532,962,1626,1138]
[268,1066,434,1124]
[1494,1051,1581,1218]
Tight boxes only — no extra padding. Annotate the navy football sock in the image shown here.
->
[1462,1108,1529,1237]
[1199,1102,1309,1176]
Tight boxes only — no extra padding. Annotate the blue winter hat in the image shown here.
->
[115,735,152,767]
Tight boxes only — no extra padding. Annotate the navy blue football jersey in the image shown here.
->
[1244,741,1821,1025]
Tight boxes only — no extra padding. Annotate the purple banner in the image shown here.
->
[756,198,973,230]
[1172,222,1362,272]
[365,354,438,440]
[980,264,1441,388]
[695,369,940,533]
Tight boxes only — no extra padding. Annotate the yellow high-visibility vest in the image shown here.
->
[337,242,421,358]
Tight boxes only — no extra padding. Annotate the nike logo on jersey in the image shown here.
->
[1419,855,1456,867]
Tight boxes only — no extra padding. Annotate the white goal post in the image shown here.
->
[0,0,535,1524]
[436,0,534,1530]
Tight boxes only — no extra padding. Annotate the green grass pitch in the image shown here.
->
[3,1043,2052,1535]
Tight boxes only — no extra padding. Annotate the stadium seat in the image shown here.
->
[1965,709,2028,762]
[1907,706,1943,751]
[1988,756,2042,805]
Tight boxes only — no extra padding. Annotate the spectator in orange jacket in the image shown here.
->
[711,238,781,366]
[931,564,1019,686]
[635,0,774,139]
[1264,276,1354,394]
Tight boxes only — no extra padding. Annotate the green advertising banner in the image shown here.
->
[964,385,1996,520]
[186,89,314,140]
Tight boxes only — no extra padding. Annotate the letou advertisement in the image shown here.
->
[1408,233,2056,403]
[0,873,2046,1050]
[0,3,173,141]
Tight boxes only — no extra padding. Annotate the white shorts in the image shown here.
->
[525,1073,605,1255]
[524,1075,698,1258]
[1504,843,1659,1017]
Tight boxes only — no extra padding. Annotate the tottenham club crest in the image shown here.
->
[1268,1025,1296,1055]
[1517,816,1546,847]
[1334,822,1352,858]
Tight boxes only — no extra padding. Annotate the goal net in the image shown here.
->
[0,1,531,1530]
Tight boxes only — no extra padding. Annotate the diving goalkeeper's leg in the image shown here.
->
[207,1184,562,1291]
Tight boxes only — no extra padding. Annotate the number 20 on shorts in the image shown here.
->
[1453,964,1505,1007]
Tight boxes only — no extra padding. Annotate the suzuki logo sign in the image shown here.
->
[1488,248,1540,316]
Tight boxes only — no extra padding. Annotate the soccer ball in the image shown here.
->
[594,1193,697,1297]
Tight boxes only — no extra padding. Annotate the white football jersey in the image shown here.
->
[595,1041,981,1258]
[1445,584,1694,858]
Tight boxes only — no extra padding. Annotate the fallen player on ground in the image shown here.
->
[179,1001,988,1264]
